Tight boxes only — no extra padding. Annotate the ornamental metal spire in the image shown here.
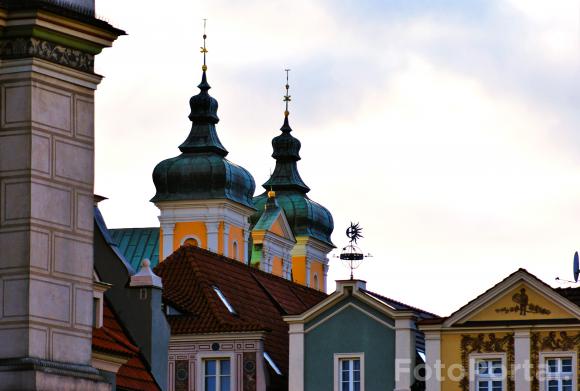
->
[200,18,208,72]
[283,68,291,117]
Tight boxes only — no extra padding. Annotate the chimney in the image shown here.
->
[128,260,169,389]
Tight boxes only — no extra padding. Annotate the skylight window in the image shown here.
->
[417,350,426,363]
[212,286,236,315]
[264,352,282,375]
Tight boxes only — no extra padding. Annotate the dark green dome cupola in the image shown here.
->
[252,73,334,247]
[151,35,255,209]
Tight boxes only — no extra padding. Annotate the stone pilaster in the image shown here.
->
[160,222,175,259]
[222,222,230,257]
[0,2,123,389]
[206,221,219,253]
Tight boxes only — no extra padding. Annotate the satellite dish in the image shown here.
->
[574,251,579,283]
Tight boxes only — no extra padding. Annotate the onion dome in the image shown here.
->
[151,33,255,209]
[251,71,334,247]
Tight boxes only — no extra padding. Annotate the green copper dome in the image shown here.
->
[252,116,334,247]
[151,71,256,209]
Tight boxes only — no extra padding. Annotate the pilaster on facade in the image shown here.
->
[424,331,441,391]
[394,317,416,391]
[223,222,230,258]
[514,330,531,391]
[206,221,220,253]
[160,222,175,259]
[287,323,305,391]
[323,263,329,292]
[242,228,250,264]
[305,258,312,287]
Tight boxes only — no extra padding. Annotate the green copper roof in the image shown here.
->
[252,191,334,247]
[151,70,256,209]
[109,228,160,270]
[253,195,284,231]
[263,117,309,193]
[253,115,334,247]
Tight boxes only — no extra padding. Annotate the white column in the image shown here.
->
[243,229,250,263]
[288,323,305,391]
[305,259,312,287]
[514,330,531,391]
[425,331,441,391]
[323,263,329,292]
[161,222,175,259]
[223,222,230,258]
[395,318,415,391]
[206,221,219,253]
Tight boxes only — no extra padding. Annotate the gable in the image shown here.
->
[270,215,288,238]
[465,282,576,323]
[305,296,395,332]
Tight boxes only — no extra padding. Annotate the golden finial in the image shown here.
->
[268,189,276,198]
[200,18,208,72]
[283,68,291,117]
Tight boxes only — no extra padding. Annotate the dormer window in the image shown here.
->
[212,286,236,315]
[92,278,110,329]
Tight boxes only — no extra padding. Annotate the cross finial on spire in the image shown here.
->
[283,68,291,117]
[200,18,208,72]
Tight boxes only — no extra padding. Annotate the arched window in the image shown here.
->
[313,273,319,290]
[181,235,200,247]
[232,241,239,260]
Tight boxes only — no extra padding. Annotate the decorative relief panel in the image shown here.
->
[530,331,580,391]
[460,333,515,391]
[495,288,550,316]
[243,352,257,391]
[174,360,189,391]
[0,38,94,72]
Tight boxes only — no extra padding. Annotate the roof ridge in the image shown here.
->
[362,289,438,318]
[166,244,327,296]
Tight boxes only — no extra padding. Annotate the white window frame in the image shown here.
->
[195,351,236,391]
[469,353,507,391]
[540,352,577,391]
[334,353,364,391]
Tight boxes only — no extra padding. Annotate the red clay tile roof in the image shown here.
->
[154,245,327,378]
[92,300,161,391]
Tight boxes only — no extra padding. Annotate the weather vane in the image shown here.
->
[337,222,372,280]
[200,18,208,71]
[283,68,291,117]
[346,222,363,244]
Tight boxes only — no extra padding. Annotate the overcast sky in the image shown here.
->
[94,0,580,316]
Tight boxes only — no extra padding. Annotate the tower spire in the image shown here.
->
[284,68,291,117]
[262,69,309,193]
[201,18,208,72]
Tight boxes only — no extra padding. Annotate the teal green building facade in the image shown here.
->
[285,280,436,391]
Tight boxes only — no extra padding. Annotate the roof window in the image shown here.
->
[264,352,282,375]
[212,285,236,315]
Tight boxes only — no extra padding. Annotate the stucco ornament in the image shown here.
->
[530,331,580,391]
[495,288,551,316]
[0,37,94,72]
[460,333,515,391]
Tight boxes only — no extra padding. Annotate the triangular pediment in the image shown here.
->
[444,269,580,327]
[269,212,294,241]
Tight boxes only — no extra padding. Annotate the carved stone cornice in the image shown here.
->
[0,37,94,72]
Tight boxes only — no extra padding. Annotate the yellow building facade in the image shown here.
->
[420,269,580,391]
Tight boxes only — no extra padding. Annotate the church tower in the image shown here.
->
[151,29,256,263]
[251,72,335,291]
